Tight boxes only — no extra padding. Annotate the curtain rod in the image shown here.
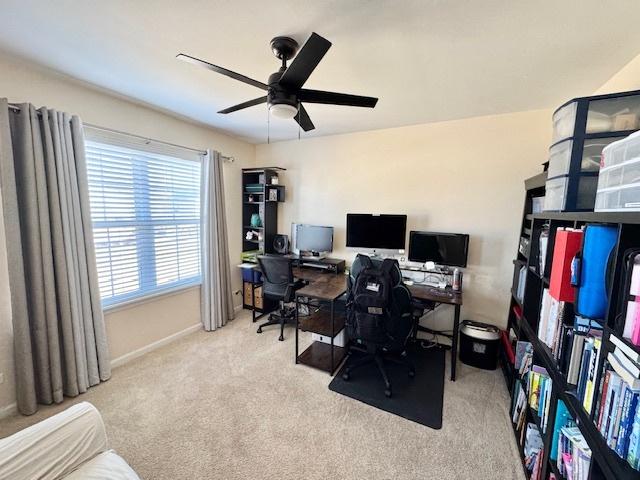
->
[7,103,235,163]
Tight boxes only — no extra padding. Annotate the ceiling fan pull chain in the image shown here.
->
[298,101,301,141]
[267,104,270,144]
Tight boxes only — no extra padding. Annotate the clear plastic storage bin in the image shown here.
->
[544,177,568,211]
[595,130,640,211]
[551,91,640,144]
[595,185,640,211]
[544,175,598,212]
[552,102,577,143]
[587,95,640,134]
[547,140,573,178]
[581,137,619,171]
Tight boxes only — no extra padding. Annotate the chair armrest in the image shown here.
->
[0,402,109,480]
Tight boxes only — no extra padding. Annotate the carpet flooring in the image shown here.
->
[0,311,525,480]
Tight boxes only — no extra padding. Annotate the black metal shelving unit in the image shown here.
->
[505,193,640,479]
[241,167,285,316]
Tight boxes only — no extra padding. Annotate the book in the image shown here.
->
[624,300,640,342]
[608,352,640,390]
[577,339,593,401]
[609,333,640,364]
[551,399,571,461]
[616,388,638,458]
[583,337,602,415]
[613,346,640,378]
[606,373,625,446]
[515,341,533,371]
[602,372,622,437]
[627,406,640,469]
[597,370,612,431]
[630,254,640,296]
[538,289,552,344]
[567,333,586,386]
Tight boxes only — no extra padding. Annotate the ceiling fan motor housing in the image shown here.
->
[268,69,297,108]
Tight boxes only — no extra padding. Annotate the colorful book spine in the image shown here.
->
[583,337,602,414]
[627,406,640,469]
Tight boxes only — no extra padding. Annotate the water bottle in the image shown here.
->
[453,268,461,292]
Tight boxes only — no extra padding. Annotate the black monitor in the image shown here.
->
[295,224,333,253]
[346,214,407,250]
[408,231,469,267]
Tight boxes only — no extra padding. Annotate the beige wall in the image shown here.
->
[256,110,553,331]
[0,51,255,413]
[595,52,640,94]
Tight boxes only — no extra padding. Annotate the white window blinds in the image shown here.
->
[84,129,203,307]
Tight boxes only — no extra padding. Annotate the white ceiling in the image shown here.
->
[2,0,640,143]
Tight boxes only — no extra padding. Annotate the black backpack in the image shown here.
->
[346,256,401,345]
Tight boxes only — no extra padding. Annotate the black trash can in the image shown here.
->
[459,320,500,370]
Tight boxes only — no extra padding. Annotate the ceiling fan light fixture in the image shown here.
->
[269,103,298,119]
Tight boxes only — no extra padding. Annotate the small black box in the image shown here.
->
[459,320,500,370]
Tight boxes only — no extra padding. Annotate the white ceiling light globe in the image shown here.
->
[269,103,298,119]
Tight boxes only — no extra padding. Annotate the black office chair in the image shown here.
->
[256,255,305,341]
[343,255,415,397]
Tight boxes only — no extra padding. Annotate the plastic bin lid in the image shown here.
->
[460,320,500,341]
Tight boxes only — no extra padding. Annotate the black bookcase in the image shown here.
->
[241,167,285,315]
[241,167,285,255]
[505,179,640,480]
[501,171,547,395]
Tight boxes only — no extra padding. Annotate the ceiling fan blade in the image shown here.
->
[218,96,267,114]
[177,53,268,91]
[294,104,315,132]
[298,89,378,108]
[278,32,331,90]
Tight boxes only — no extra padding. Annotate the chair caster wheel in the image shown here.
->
[342,372,350,381]
[278,335,284,341]
[408,369,415,378]
[257,327,262,334]
[384,388,392,398]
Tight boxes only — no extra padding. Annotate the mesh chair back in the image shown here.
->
[257,255,294,301]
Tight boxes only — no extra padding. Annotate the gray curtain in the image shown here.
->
[201,149,235,331]
[0,99,110,415]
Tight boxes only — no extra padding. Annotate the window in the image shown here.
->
[85,131,203,307]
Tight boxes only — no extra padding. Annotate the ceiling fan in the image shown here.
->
[177,32,378,132]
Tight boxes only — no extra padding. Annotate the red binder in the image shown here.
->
[549,228,583,302]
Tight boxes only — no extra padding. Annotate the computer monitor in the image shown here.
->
[295,224,334,255]
[346,214,407,250]
[408,231,469,268]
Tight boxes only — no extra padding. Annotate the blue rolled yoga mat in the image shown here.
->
[576,225,617,320]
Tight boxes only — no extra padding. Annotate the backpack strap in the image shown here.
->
[357,254,374,272]
[380,258,396,278]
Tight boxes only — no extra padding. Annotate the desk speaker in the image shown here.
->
[273,234,289,254]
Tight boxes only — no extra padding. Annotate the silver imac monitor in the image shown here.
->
[295,224,333,259]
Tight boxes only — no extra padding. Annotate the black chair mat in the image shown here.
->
[328,344,445,429]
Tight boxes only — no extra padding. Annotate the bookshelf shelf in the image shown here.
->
[504,172,640,480]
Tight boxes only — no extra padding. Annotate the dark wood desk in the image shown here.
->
[408,284,463,381]
[291,268,464,381]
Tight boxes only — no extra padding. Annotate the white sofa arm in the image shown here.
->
[0,402,108,480]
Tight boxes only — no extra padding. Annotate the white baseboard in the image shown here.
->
[0,402,17,420]
[110,323,202,369]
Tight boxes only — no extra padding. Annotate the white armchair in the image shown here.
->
[0,402,140,480]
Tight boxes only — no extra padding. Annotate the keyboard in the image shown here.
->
[422,286,455,298]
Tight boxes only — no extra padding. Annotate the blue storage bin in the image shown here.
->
[575,225,617,319]
[241,267,262,283]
